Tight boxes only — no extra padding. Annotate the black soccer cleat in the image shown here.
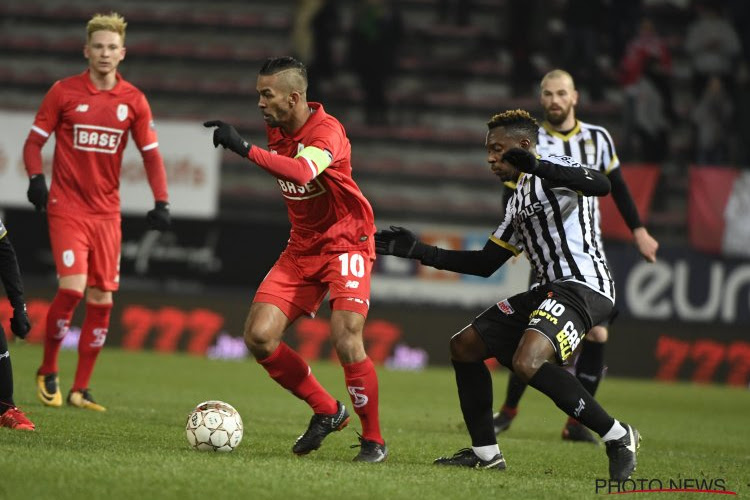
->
[492,409,515,435]
[562,420,600,445]
[292,401,350,455]
[434,448,507,470]
[351,435,388,463]
[605,422,641,481]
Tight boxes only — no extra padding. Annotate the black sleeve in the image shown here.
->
[420,239,514,277]
[534,161,611,196]
[607,167,643,230]
[0,234,25,309]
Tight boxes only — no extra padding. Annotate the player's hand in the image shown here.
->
[10,305,30,339]
[502,148,538,173]
[375,226,428,259]
[147,201,171,231]
[633,227,658,263]
[203,120,251,158]
[27,174,49,211]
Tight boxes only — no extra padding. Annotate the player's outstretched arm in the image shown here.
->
[375,226,512,277]
[204,120,251,158]
[502,148,610,196]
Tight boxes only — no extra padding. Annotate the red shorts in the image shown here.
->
[254,249,373,322]
[48,213,121,291]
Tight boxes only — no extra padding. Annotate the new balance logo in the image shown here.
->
[75,104,89,112]
[345,280,360,289]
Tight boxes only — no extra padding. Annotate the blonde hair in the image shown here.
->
[87,12,127,43]
[540,69,576,90]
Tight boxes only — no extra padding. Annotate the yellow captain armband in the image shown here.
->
[489,235,522,256]
[295,146,333,176]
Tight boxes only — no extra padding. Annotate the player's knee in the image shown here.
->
[512,352,545,382]
[243,321,277,358]
[449,327,483,362]
[586,325,608,343]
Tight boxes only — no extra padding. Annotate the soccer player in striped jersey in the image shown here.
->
[493,69,659,444]
[375,109,641,480]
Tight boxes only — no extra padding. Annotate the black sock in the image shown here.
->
[576,341,605,397]
[503,371,528,409]
[452,360,496,447]
[528,362,614,436]
[0,332,14,412]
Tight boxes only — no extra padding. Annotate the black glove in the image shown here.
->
[27,174,49,211]
[10,305,30,339]
[502,148,538,173]
[203,120,251,158]
[375,226,431,260]
[147,201,171,231]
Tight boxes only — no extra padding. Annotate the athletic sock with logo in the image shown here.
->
[528,362,614,436]
[453,359,496,447]
[576,340,605,397]
[258,342,338,415]
[72,302,112,392]
[343,357,383,445]
[39,288,83,375]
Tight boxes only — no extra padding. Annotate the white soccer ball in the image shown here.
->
[185,400,244,452]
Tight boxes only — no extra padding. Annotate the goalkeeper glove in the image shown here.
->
[203,120,251,158]
[10,304,30,339]
[147,201,171,231]
[27,174,49,211]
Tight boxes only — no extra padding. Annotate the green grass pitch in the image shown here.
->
[2,343,748,499]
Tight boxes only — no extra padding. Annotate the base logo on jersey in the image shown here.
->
[277,178,327,200]
[496,299,514,315]
[73,124,124,153]
[117,104,128,122]
[62,249,75,268]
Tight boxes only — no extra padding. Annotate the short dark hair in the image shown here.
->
[487,109,539,145]
[259,56,308,82]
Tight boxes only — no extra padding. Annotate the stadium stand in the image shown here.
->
[0,0,692,241]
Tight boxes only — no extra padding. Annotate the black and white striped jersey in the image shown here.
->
[490,154,615,302]
[536,120,620,257]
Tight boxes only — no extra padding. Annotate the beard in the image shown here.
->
[545,106,571,126]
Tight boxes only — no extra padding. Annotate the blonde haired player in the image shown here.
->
[24,12,171,411]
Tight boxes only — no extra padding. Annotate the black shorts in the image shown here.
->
[472,281,614,366]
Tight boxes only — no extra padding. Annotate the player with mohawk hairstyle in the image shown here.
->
[23,12,171,412]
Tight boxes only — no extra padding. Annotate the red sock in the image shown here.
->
[39,289,83,375]
[502,405,519,417]
[258,342,337,414]
[72,303,112,392]
[343,357,383,445]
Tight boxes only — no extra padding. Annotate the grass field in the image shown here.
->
[1,343,748,500]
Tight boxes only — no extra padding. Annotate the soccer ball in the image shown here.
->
[185,400,244,452]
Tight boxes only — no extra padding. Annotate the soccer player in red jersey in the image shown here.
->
[23,12,171,412]
[204,56,387,462]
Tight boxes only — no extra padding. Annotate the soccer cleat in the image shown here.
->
[562,420,600,445]
[36,372,62,407]
[492,409,515,435]
[434,448,507,470]
[0,405,35,431]
[292,400,350,455]
[605,422,641,481]
[351,435,388,463]
[67,389,107,412]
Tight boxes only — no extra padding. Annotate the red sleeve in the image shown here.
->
[142,148,169,202]
[130,92,159,152]
[23,82,61,176]
[248,145,317,185]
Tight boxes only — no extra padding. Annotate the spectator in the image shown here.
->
[691,76,734,164]
[684,1,742,99]
[632,57,671,163]
[347,0,403,125]
[292,0,341,101]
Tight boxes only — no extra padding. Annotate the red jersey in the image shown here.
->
[263,103,375,255]
[24,70,168,218]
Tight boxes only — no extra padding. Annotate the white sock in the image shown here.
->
[601,419,627,442]
[472,444,500,461]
